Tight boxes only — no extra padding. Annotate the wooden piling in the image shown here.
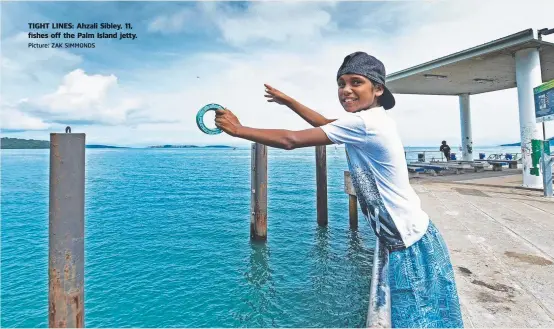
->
[251,143,268,241]
[316,145,328,226]
[344,171,358,229]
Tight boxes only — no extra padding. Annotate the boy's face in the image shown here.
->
[337,74,384,113]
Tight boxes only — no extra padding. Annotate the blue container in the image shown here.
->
[450,153,457,160]
[505,153,513,160]
[479,153,486,160]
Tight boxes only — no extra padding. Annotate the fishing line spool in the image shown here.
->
[196,103,223,135]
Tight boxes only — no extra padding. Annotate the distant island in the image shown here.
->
[1,137,49,149]
[7,135,554,150]
[148,145,233,149]
[1,138,236,149]
[500,137,554,147]
[1,138,128,149]
[85,145,129,149]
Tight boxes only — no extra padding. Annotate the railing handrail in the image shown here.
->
[405,150,523,162]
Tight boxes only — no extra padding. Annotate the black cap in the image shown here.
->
[337,51,395,110]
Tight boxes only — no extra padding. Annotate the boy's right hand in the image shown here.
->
[264,84,292,105]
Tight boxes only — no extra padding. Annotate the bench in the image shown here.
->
[443,163,469,174]
[407,166,425,177]
[487,160,512,171]
[447,160,489,172]
[470,162,487,172]
[408,163,447,176]
[427,161,474,174]
[408,166,425,173]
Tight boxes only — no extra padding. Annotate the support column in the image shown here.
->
[251,143,268,241]
[315,146,328,226]
[49,129,85,328]
[344,171,358,229]
[459,94,473,162]
[515,47,543,188]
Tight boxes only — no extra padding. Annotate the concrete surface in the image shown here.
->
[411,176,554,327]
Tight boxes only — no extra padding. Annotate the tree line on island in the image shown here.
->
[0,138,233,149]
[4,136,551,149]
[500,137,554,146]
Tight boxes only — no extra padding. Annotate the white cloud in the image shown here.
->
[215,2,337,47]
[0,105,50,131]
[18,69,146,126]
[0,32,83,101]
[178,0,554,147]
[148,8,196,33]
[146,2,338,47]
[4,1,554,146]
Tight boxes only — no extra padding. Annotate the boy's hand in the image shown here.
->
[264,84,292,105]
[215,108,242,137]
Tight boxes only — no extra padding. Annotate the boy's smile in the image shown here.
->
[338,74,383,113]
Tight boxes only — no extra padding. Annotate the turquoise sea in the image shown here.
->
[0,145,521,327]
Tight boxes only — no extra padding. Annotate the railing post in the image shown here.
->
[316,145,328,226]
[251,143,268,241]
[349,195,358,230]
[344,171,358,229]
[49,128,85,328]
[366,239,392,328]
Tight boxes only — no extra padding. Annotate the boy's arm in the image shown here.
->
[215,108,333,150]
[264,84,335,127]
[236,126,333,150]
[284,98,336,127]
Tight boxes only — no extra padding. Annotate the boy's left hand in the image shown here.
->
[215,108,242,137]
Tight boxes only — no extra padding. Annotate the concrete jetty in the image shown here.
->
[410,171,554,327]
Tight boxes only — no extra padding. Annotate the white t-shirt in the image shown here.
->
[320,107,429,248]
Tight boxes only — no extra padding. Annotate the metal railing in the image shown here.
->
[485,153,522,161]
[366,239,391,328]
[404,150,447,163]
[405,151,523,163]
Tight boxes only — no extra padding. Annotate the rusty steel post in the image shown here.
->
[49,128,85,328]
[349,195,358,230]
[251,143,267,241]
[344,171,358,229]
[315,145,328,226]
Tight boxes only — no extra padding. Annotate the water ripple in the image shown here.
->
[2,148,374,327]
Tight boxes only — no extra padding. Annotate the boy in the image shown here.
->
[214,51,463,328]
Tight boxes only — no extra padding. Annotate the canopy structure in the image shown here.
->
[387,29,554,95]
[385,29,554,188]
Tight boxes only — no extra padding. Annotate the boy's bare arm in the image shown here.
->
[236,126,333,150]
[214,108,334,150]
[284,98,336,127]
[264,84,336,127]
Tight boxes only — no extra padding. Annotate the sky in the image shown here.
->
[1,0,554,147]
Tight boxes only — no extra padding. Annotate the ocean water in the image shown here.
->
[1,147,376,328]
[0,145,522,327]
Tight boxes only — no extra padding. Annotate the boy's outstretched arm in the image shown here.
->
[285,98,336,127]
[215,108,333,150]
[265,84,336,127]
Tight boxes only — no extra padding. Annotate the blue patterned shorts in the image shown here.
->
[389,221,464,328]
